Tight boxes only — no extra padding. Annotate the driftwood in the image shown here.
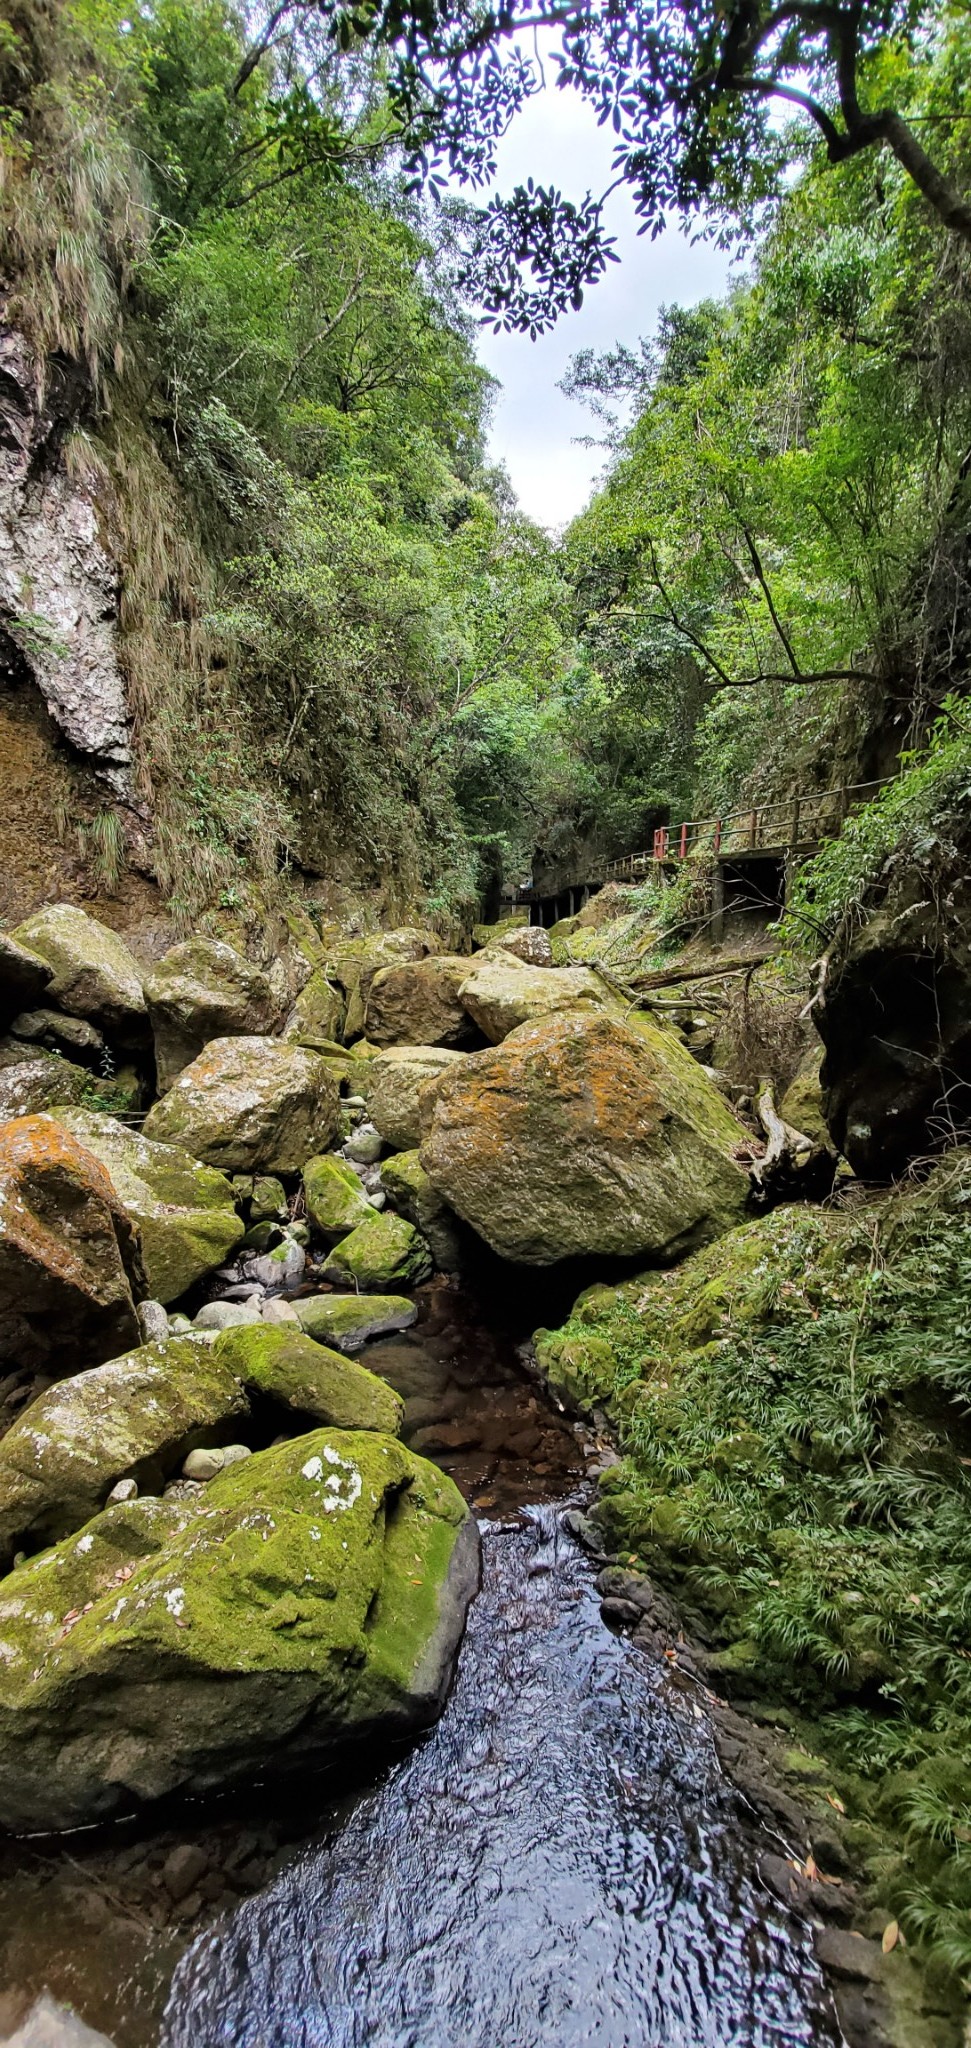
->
[750,1077,836,1203]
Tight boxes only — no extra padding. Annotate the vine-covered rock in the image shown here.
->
[0,1114,144,1368]
[321,1210,433,1290]
[11,905,147,1044]
[52,1109,244,1303]
[142,1037,340,1173]
[365,1046,469,1149]
[420,1008,750,1265]
[145,938,280,1091]
[0,1432,479,1830]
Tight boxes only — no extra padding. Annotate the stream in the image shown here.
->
[0,1282,841,2046]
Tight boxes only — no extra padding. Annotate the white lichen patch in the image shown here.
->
[164,1586,185,1619]
[76,1534,93,1554]
[302,1446,362,1513]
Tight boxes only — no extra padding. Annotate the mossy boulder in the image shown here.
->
[326,930,444,1042]
[322,1210,433,1290]
[471,913,528,949]
[293,1293,418,1351]
[364,1046,469,1149]
[303,1154,372,1238]
[0,1044,92,1119]
[281,970,346,1050]
[215,1322,403,1436]
[51,1109,244,1304]
[420,1008,750,1266]
[145,938,280,1091]
[457,956,606,1044]
[365,957,477,1049]
[142,1036,340,1174]
[0,1114,143,1369]
[0,1432,479,1831]
[380,1150,465,1272]
[0,1336,246,1562]
[12,905,147,1045]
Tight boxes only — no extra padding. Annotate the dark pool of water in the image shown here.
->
[161,1505,839,2048]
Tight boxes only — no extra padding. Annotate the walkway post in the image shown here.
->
[711,863,725,945]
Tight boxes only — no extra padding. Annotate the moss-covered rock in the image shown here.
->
[293,1293,418,1351]
[365,957,477,1049]
[471,913,529,949]
[457,956,606,1043]
[0,1336,246,1561]
[365,1046,469,1149]
[0,1431,479,1830]
[0,1044,92,1119]
[214,1323,404,1436]
[145,938,280,1091]
[303,1154,372,1238]
[142,1036,340,1173]
[326,930,444,1043]
[322,1210,433,1290]
[12,905,147,1044]
[780,1045,834,1151]
[281,970,346,1050]
[484,925,553,967]
[0,1114,143,1369]
[420,1007,750,1265]
[379,1150,464,1272]
[51,1109,244,1304]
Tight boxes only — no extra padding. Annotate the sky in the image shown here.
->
[470,68,738,531]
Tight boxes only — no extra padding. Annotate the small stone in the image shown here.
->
[12,1551,26,1569]
[168,1314,193,1333]
[162,1841,209,1902]
[107,1477,138,1504]
[136,1299,170,1345]
[220,1443,252,1469]
[193,1300,262,1330]
[218,1282,265,1302]
[261,1298,300,1324]
[343,1124,383,1165]
[367,1191,386,1211]
[163,1478,204,1499]
[182,1447,225,1481]
[600,1596,643,1631]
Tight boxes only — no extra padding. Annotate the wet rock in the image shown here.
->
[303,1154,372,1238]
[457,956,605,1045]
[812,1927,885,1983]
[596,1566,654,1613]
[420,1009,750,1265]
[143,1037,341,1174]
[11,906,147,1044]
[51,1109,244,1305]
[364,1047,469,1151]
[321,1210,432,1292]
[365,957,477,1049]
[599,1596,644,1631]
[0,1114,143,1369]
[2,1993,117,2046]
[292,1293,418,1352]
[145,938,281,1092]
[0,1434,479,1830]
[163,1842,209,1901]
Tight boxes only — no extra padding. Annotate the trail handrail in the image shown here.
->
[602,779,885,880]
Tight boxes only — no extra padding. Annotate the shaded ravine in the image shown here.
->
[162,1505,841,2048]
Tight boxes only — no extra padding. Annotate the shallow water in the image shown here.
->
[162,1505,839,2048]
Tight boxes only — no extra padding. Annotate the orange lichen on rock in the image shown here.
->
[0,1115,144,1369]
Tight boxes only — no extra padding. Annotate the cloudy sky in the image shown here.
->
[469,66,738,530]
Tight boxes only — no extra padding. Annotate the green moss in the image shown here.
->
[213,1323,403,1434]
[303,1154,372,1237]
[293,1293,418,1351]
[51,1108,244,1303]
[323,1210,433,1290]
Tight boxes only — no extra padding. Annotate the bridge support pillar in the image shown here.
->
[711,861,725,945]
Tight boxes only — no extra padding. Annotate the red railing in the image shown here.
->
[608,780,884,880]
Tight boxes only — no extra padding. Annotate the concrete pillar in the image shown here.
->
[711,861,725,945]
[568,889,576,916]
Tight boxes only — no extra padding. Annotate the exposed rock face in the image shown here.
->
[365,1046,469,1149]
[0,329,131,790]
[379,1150,465,1272]
[321,1210,433,1291]
[142,1037,341,1173]
[458,957,605,1044]
[281,969,345,1049]
[816,855,971,1174]
[487,925,554,967]
[0,1433,479,1831]
[293,1293,418,1351]
[145,938,281,1091]
[51,1109,244,1303]
[0,932,52,1024]
[365,957,477,1049]
[0,1115,143,1368]
[420,1008,751,1266]
[303,1154,372,1237]
[12,905,147,1043]
[0,1043,91,1118]
[327,929,444,1042]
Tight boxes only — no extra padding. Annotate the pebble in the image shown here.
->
[182,1447,225,1481]
[136,1299,169,1345]
[367,1191,386,1210]
[163,1479,204,1501]
[106,1477,138,1504]
[261,1298,300,1324]
[193,1300,262,1331]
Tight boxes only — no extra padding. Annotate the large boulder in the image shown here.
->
[50,1109,244,1303]
[487,924,554,967]
[458,956,605,1044]
[0,932,52,1024]
[142,1037,340,1174]
[303,1153,373,1237]
[380,1150,465,1272]
[365,1046,469,1149]
[321,1210,433,1291]
[145,938,280,1091]
[365,957,477,1049]
[281,970,345,1050]
[0,1432,479,1830]
[327,929,444,1042]
[293,1294,418,1351]
[11,906,146,1044]
[419,1008,751,1265]
[0,1043,91,1119]
[0,1116,143,1368]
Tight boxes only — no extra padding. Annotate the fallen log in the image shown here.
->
[750,1077,836,1204]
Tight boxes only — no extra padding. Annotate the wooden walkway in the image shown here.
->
[601,780,884,883]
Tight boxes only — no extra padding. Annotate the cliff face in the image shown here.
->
[0,324,131,793]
